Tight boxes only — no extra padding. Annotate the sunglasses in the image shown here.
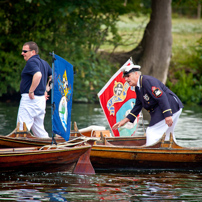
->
[22,50,32,53]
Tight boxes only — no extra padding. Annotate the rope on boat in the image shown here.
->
[39,136,98,150]
[68,136,99,142]
[39,141,86,150]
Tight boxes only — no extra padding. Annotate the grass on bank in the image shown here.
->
[102,14,202,57]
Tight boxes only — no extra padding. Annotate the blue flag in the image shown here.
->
[52,54,73,141]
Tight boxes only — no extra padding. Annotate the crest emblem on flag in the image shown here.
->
[57,70,72,131]
[98,59,140,137]
[52,54,73,141]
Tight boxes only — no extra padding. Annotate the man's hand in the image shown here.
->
[28,71,42,100]
[29,92,35,99]
[112,122,120,130]
[45,91,50,100]
[112,118,130,130]
[46,76,52,92]
[165,116,173,127]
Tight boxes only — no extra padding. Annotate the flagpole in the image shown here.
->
[50,51,57,145]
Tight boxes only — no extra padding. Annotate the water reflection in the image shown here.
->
[1,171,202,201]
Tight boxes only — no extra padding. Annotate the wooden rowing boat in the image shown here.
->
[2,123,202,171]
[91,133,202,171]
[0,138,95,174]
[0,144,92,173]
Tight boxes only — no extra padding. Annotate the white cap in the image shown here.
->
[120,59,141,76]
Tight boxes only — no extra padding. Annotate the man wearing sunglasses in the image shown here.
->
[17,41,52,138]
[112,61,183,146]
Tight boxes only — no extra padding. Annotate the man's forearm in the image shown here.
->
[29,72,42,93]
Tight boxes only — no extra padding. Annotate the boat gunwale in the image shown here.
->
[0,145,91,156]
[91,145,202,153]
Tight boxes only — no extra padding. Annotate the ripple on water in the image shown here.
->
[1,171,202,201]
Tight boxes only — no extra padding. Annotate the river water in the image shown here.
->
[0,102,202,201]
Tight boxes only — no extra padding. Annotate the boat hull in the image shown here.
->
[0,145,91,173]
[2,126,202,171]
[90,145,202,170]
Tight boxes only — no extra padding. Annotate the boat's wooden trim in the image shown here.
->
[0,145,91,155]
[89,132,202,170]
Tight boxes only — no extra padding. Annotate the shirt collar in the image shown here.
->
[137,76,140,88]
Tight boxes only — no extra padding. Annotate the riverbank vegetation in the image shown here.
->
[102,15,202,105]
[168,17,202,104]
[0,1,201,105]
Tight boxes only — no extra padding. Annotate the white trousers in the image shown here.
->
[17,94,49,138]
[146,109,182,146]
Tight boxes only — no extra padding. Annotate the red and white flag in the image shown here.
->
[98,59,139,137]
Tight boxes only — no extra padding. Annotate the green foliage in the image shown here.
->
[0,0,126,99]
[172,0,201,18]
[167,70,202,104]
[167,37,202,104]
[0,0,56,96]
[0,51,23,95]
[0,0,152,101]
[0,0,201,105]
[72,56,116,103]
[195,37,202,73]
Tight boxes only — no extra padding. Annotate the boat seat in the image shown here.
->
[7,122,35,138]
[91,130,111,138]
[160,133,183,149]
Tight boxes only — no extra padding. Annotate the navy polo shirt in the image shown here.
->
[20,55,52,95]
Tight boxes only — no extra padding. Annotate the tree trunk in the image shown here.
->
[110,0,172,84]
[197,1,201,19]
